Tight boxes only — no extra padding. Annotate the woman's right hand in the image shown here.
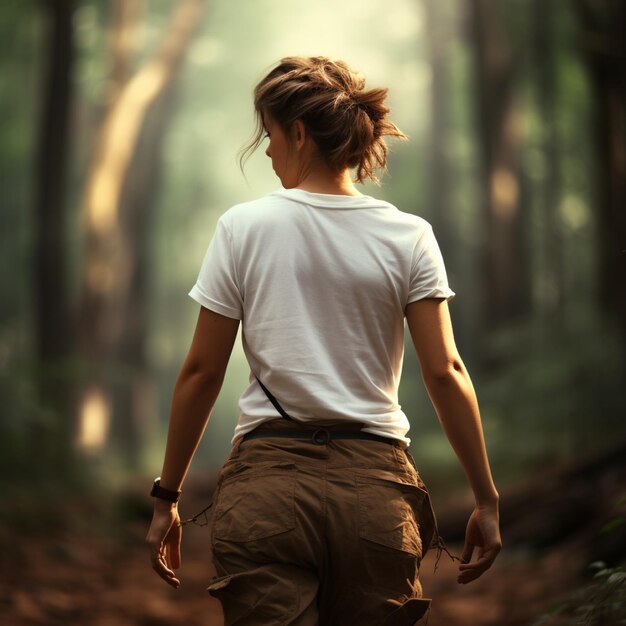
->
[146,500,182,588]
[457,502,502,584]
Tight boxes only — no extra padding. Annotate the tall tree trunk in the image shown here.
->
[75,0,207,462]
[423,0,452,256]
[33,0,75,467]
[533,0,565,329]
[575,0,626,351]
[111,83,180,462]
[423,0,479,355]
[469,0,530,335]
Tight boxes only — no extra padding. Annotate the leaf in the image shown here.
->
[601,518,626,534]
[589,561,607,570]
[607,572,626,585]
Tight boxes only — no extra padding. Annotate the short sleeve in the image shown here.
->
[188,218,243,319]
[407,225,455,303]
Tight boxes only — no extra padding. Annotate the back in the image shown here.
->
[189,189,454,444]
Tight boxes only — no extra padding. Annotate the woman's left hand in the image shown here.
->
[146,501,182,588]
[458,502,501,584]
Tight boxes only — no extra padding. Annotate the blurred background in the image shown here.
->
[1,0,625,624]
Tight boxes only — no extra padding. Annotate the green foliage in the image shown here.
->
[533,561,626,626]
[602,519,626,534]
[400,303,626,491]
[533,503,626,626]
[476,308,626,481]
[584,563,626,624]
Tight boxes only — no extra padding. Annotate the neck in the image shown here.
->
[293,164,361,197]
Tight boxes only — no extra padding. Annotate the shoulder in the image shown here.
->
[218,191,297,229]
[370,196,433,236]
[396,209,432,234]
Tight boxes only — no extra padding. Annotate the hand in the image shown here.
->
[146,501,182,588]
[458,502,502,584]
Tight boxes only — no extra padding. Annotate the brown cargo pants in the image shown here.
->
[206,418,441,625]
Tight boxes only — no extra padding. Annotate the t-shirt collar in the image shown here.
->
[271,188,388,210]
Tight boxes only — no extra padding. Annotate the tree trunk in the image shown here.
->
[575,0,626,354]
[75,0,208,462]
[533,0,565,329]
[111,83,180,462]
[33,0,75,467]
[423,0,452,257]
[423,0,479,355]
[469,0,530,335]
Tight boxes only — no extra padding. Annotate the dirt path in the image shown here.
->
[0,492,585,626]
[0,466,600,626]
[5,444,624,624]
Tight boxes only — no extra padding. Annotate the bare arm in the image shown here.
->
[146,306,240,588]
[406,298,501,583]
[158,306,240,492]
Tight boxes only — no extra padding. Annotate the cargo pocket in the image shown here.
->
[207,566,299,625]
[356,475,435,558]
[213,466,297,542]
[381,597,432,625]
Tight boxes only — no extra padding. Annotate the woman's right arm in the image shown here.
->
[146,306,240,587]
[405,298,501,584]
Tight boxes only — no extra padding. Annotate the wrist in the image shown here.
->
[154,497,178,511]
[475,492,499,508]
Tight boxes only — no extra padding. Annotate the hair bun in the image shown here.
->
[353,89,388,121]
[242,56,407,184]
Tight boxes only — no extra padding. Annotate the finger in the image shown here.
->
[460,545,499,570]
[460,539,474,564]
[151,552,181,588]
[457,567,483,584]
[457,551,498,584]
[148,537,179,587]
[167,522,182,570]
[458,559,489,581]
[459,554,491,573]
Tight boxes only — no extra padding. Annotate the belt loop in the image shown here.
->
[233,434,244,455]
[404,449,418,471]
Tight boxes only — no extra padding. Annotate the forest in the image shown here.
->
[0,0,625,624]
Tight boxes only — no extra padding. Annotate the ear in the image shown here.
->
[292,120,306,151]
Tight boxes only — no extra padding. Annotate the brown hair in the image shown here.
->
[240,56,407,184]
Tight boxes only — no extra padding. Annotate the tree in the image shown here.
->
[532,0,565,328]
[423,0,453,257]
[75,0,208,462]
[468,0,530,334]
[32,0,75,466]
[575,0,626,349]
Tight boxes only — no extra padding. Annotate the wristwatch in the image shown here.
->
[150,477,181,503]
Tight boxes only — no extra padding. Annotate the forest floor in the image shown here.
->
[0,530,580,626]
[1,456,623,626]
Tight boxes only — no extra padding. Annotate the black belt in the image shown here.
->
[241,427,398,446]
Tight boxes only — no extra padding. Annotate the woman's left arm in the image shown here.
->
[146,306,240,587]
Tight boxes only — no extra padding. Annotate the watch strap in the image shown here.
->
[151,477,181,503]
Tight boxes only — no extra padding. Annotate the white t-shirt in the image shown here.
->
[189,188,455,446]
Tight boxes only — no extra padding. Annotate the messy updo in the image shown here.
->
[240,56,407,184]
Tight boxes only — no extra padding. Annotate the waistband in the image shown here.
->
[241,427,399,446]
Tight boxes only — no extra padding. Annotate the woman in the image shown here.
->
[146,56,501,625]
